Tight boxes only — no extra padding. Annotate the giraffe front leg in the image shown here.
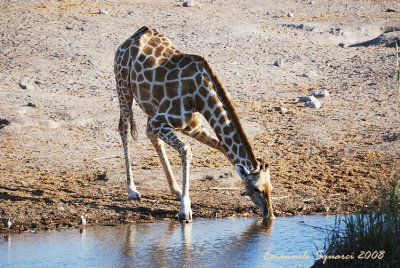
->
[119,116,141,201]
[146,125,182,200]
[177,144,193,222]
[150,119,193,222]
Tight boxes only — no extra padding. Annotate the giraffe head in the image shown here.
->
[235,162,275,220]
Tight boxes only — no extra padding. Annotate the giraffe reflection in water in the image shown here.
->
[98,218,273,267]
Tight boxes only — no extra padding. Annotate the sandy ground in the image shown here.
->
[1,0,400,232]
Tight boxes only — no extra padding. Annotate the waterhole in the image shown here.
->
[1,215,336,267]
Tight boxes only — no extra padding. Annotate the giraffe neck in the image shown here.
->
[196,57,258,171]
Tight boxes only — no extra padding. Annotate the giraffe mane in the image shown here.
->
[195,55,258,169]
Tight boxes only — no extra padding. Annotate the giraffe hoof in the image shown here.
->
[128,192,141,201]
[178,210,193,222]
[173,190,182,200]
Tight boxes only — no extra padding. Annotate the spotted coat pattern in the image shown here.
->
[114,26,273,220]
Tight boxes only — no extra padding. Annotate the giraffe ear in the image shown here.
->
[235,164,250,179]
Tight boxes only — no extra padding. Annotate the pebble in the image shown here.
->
[27,102,36,107]
[302,70,317,78]
[287,12,294,17]
[305,96,321,108]
[183,0,196,7]
[97,173,108,181]
[298,96,313,102]
[19,78,35,90]
[98,9,108,15]
[273,106,288,113]
[309,89,330,98]
[273,60,282,67]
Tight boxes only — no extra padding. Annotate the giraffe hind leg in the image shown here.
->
[118,94,141,201]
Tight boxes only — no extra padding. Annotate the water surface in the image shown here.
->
[1,215,336,268]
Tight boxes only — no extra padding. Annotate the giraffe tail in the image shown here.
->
[129,112,138,140]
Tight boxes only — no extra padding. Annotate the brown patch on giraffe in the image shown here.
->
[195,73,203,86]
[167,116,183,129]
[139,84,151,101]
[140,102,156,115]
[232,133,240,144]
[142,46,153,56]
[154,46,164,58]
[158,99,171,113]
[203,110,212,120]
[238,147,246,158]
[138,54,146,62]
[121,68,129,80]
[144,70,153,82]
[148,38,159,48]
[207,95,220,109]
[181,79,196,94]
[130,70,137,81]
[143,56,156,68]
[166,69,179,81]
[179,56,192,68]
[223,126,231,136]
[155,67,167,82]
[137,74,144,82]
[165,81,178,98]
[183,96,193,110]
[120,39,132,50]
[170,98,181,113]
[121,52,130,66]
[129,46,139,59]
[225,136,233,146]
[116,55,122,65]
[218,114,228,125]
[130,83,138,96]
[134,61,142,73]
[152,84,165,102]
[181,63,198,78]
[194,94,205,112]
[209,118,216,127]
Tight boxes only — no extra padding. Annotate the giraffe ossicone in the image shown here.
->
[114,26,275,221]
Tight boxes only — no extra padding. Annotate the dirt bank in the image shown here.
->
[1,0,400,233]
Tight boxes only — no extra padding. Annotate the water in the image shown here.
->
[0,215,336,268]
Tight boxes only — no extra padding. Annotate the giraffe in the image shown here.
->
[114,26,275,221]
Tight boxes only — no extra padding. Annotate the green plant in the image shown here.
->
[396,41,400,102]
[313,171,400,267]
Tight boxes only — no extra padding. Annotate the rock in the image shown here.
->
[273,60,282,67]
[0,118,10,129]
[273,106,288,113]
[338,43,347,48]
[305,96,321,108]
[302,70,317,78]
[183,0,196,7]
[309,89,330,98]
[98,9,108,15]
[97,173,108,181]
[27,102,36,107]
[287,12,294,17]
[299,96,313,102]
[19,78,35,90]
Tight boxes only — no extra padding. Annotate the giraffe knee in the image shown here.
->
[181,144,193,162]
